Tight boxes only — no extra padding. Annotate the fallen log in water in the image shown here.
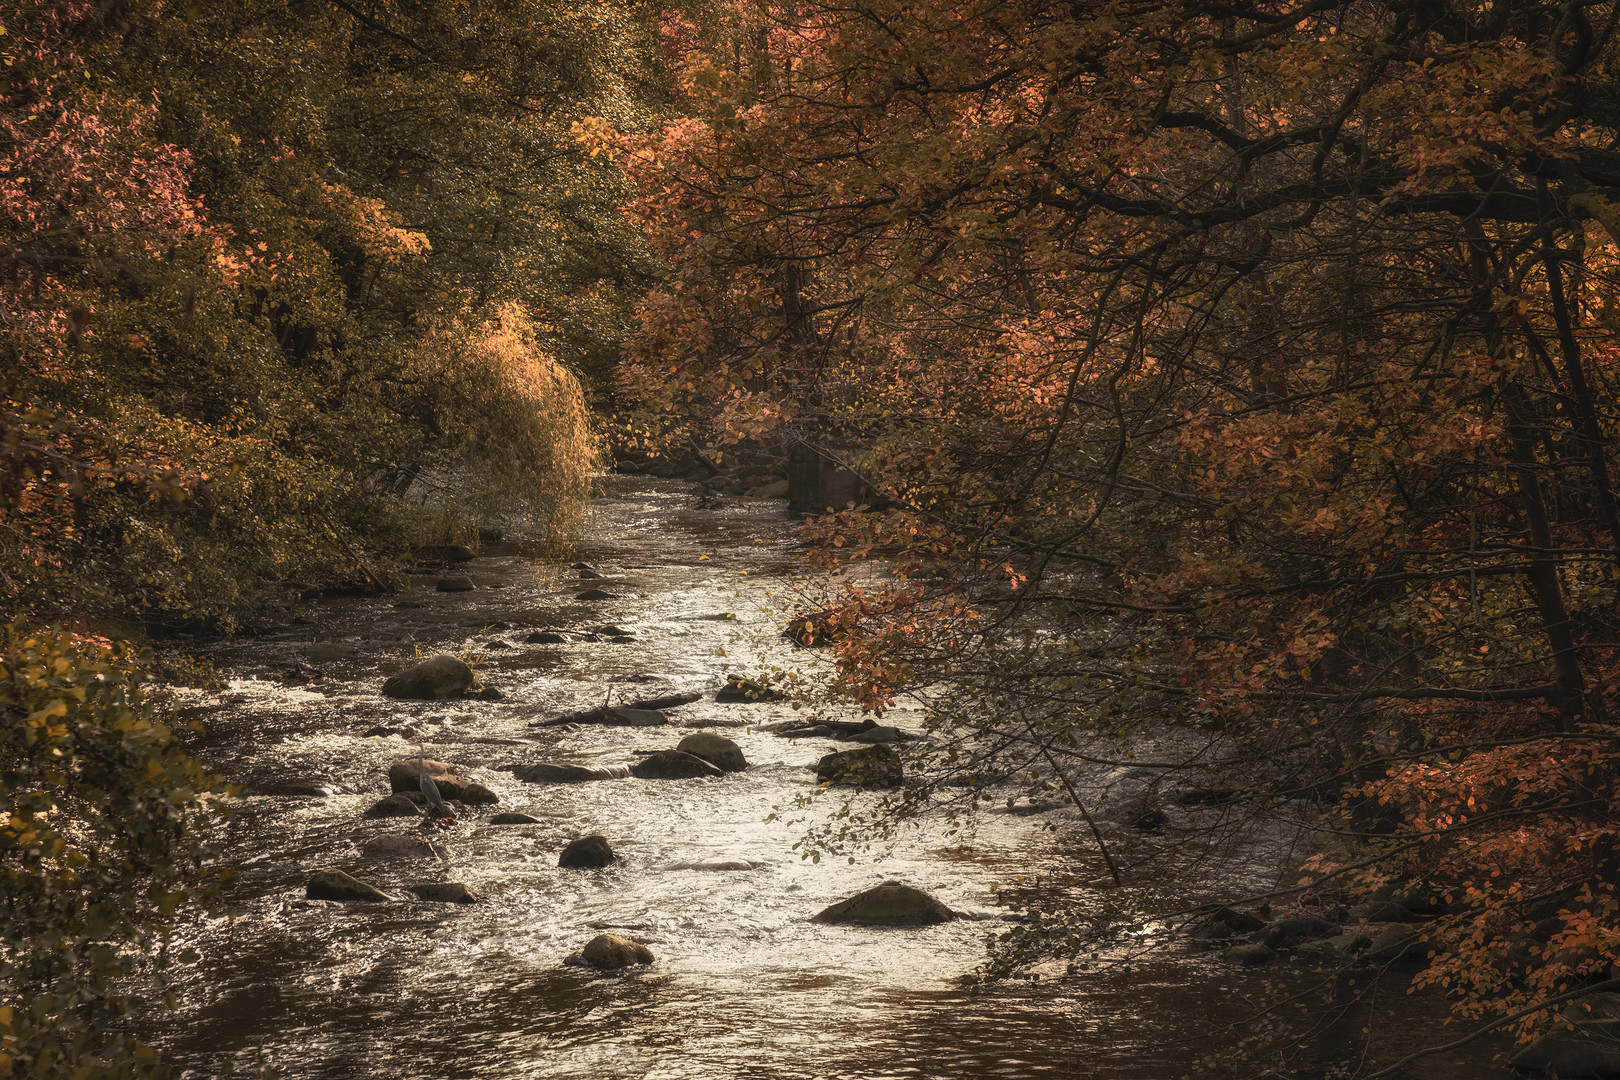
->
[529,692,702,726]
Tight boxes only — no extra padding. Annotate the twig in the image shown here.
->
[1039,745,1124,886]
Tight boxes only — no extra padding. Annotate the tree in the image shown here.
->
[3,0,657,627]
[0,624,226,1079]
[612,0,1620,1051]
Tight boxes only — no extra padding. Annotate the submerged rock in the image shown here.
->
[363,794,423,819]
[676,732,748,773]
[489,811,542,825]
[1257,916,1339,949]
[558,835,617,868]
[512,762,631,784]
[630,750,724,780]
[361,834,446,860]
[381,654,474,700]
[813,881,955,926]
[565,933,653,970]
[715,675,784,703]
[436,576,475,592]
[846,725,910,745]
[1225,943,1275,967]
[816,744,903,788]
[407,882,478,904]
[603,707,670,726]
[417,544,475,563]
[306,869,391,902]
[1188,906,1269,940]
[576,588,619,601]
[526,630,570,644]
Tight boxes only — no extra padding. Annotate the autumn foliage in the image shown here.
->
[1,0,651,626]
[612,0,1620,1040]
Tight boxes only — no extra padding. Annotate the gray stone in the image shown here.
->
[306,869,391,902]
[1511,1032,1620,1077]
[816,744,903,788]
[630,750,724,780]
[1225,944,1275,967]
[407,882,478,904]
[524,631,569,644]
[603,707,670,726]
[716,676,784,703]
[512,762,630,784]
[363,794,423,819]
[1364,923,1426,963]
[418,544,475,563]
[846,725,909,745]
[388,756,477,800]
[813,881,955,926]
[1189,907,1268,940]
[1257,916,1339,949]
[1108,795,1167,831]
[261,781,337,797]
[750,479,790,499]
[676,732,748,772]
[458,782,500,805]
[361,834,445,860]
[576,933,654,969]
[382,654,474,700]
[489,812,542,824]
[435,576,475,592]
[576,588,619,601]
[558,835,616,868]
[1349,900,1420,922]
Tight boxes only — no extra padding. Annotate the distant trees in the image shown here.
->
[3,0,657,627]
[614,0,1620,1043]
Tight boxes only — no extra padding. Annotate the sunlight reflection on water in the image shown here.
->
[147,478,1510,1080]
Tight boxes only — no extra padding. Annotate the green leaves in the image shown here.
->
[0,623,228,1078]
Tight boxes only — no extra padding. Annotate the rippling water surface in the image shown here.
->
[147,478,1511,1079]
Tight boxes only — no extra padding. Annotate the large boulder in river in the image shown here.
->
[567,933,654,970]
[512,762,631,784]
[388,757,478,800]
[381,654,474,700]
[558,835,617,868]
[458,782,500,805]
[630,750,723,780]
[676,733,748,772]
[812,881,955,926]
[363,794,422,819]
[816,744,902,788]
[307,869,391,902]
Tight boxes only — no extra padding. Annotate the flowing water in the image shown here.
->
[146,477,1513,1079]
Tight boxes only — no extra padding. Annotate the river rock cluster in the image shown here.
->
[294,563,956,978]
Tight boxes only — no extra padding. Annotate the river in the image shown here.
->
[144,476,1512,1079]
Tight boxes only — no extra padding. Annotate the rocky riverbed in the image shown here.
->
[142,477,1517,1079]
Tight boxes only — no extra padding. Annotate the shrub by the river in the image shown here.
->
[0,624,228,1078]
